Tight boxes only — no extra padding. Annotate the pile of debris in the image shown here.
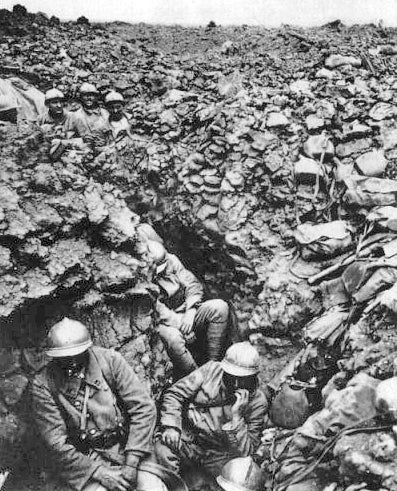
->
[2,5,397,490]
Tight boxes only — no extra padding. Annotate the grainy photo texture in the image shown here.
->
[1,1,397,490]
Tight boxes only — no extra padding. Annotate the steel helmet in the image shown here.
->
[375,377,397,421]
[0,95,18,112]
[79,82,99,95]
[221,342,260,377]
[46,317,92,358]
[45,88,65,103]
[216,457,263,491]
[105,91,125,104]
[147,241,168,274]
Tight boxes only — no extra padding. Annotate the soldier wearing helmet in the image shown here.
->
[104,91,132,140]
[67,83,110,146]
[30,318,166,491]
[147,240,230,378]
[39,88,82,159]
[39,88,76,134]
[155,342,268,479]
[0,94,18,124]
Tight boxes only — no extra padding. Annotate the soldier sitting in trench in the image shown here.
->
[155,342,268,484]
[147,240,230,377]
[30,317,169,491]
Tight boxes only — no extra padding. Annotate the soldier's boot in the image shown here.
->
[157,325,198,377]
[194,299,229,361]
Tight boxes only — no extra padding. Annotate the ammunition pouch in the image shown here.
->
[71,425,127,453]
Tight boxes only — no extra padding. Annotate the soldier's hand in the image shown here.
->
[121,465,138,487]
[123,453,140,486]
[162,427,181,451]
[231,389,250,420]
[180,308,196,335]
[92,465,130,491]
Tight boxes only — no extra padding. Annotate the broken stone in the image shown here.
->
[266,112,289,128]
[356,150,387,177]
[306,115,325,132]
[336,138,372,157]
[325,54,361,68]
[303,135,335,161]
[369,102,396,121]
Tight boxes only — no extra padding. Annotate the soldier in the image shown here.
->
[148,240,230,377]
[30,318,166,491]
[155,342,268,479]
[67,83,109,145]
[39,89,73,130]
[39,88,86,160]
[0,94,18,124]
[104,91,132,140]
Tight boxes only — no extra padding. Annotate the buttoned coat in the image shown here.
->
[30,346,156,491]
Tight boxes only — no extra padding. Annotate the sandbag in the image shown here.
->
[303,135,334,162]
[344,176,397,208]
[294,156,325,185]
[0,77,44,121]
[302,305,349,346]
[296,373,379,442]
[295,221,353,260]
[353,267,397,303]
[378,282,397,313]
[366,206,397,231]
[269,380,312,429]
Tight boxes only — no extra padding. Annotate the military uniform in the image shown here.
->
[155,361,268,476]
[155,253,229,376]
[66,107,110,145]
[30,346,159,491]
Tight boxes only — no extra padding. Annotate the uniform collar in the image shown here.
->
[84,348,103,390]
[50,348,102,399]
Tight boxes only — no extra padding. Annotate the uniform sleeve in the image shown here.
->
[155,299,183,329]
[160,364,206,431]
[222,391,268,456]
[109,350,157,457]
[30,378,101,491]
[168,254,204,310]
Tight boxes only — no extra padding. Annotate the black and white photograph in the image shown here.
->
[1,1,397,490]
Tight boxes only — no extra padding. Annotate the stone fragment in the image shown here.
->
[196,204,218,221]
[290,79,312,95]
[266,112,289,128]
[0,246,12,275]
[294,156,325,184]
[336,138,372,158]
[369,102,395,121]
[85,187,109,224]
[356,150,387,177]
[325,54,361,68]
[315,68,338,79]
[342,123,371,140]
[303,135,335,161]
[306,114,325,131]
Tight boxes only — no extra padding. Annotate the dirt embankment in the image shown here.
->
[2,5,397,490]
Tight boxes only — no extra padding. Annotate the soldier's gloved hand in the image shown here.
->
[231,389,250,423]
[92,465,130,491]
[161,427,181,451]
[180,308,196,335]
[122,453,140,487]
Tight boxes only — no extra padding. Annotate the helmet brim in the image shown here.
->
[216,475,248,491]
[221,359,259,377]
[46,340,92,358]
